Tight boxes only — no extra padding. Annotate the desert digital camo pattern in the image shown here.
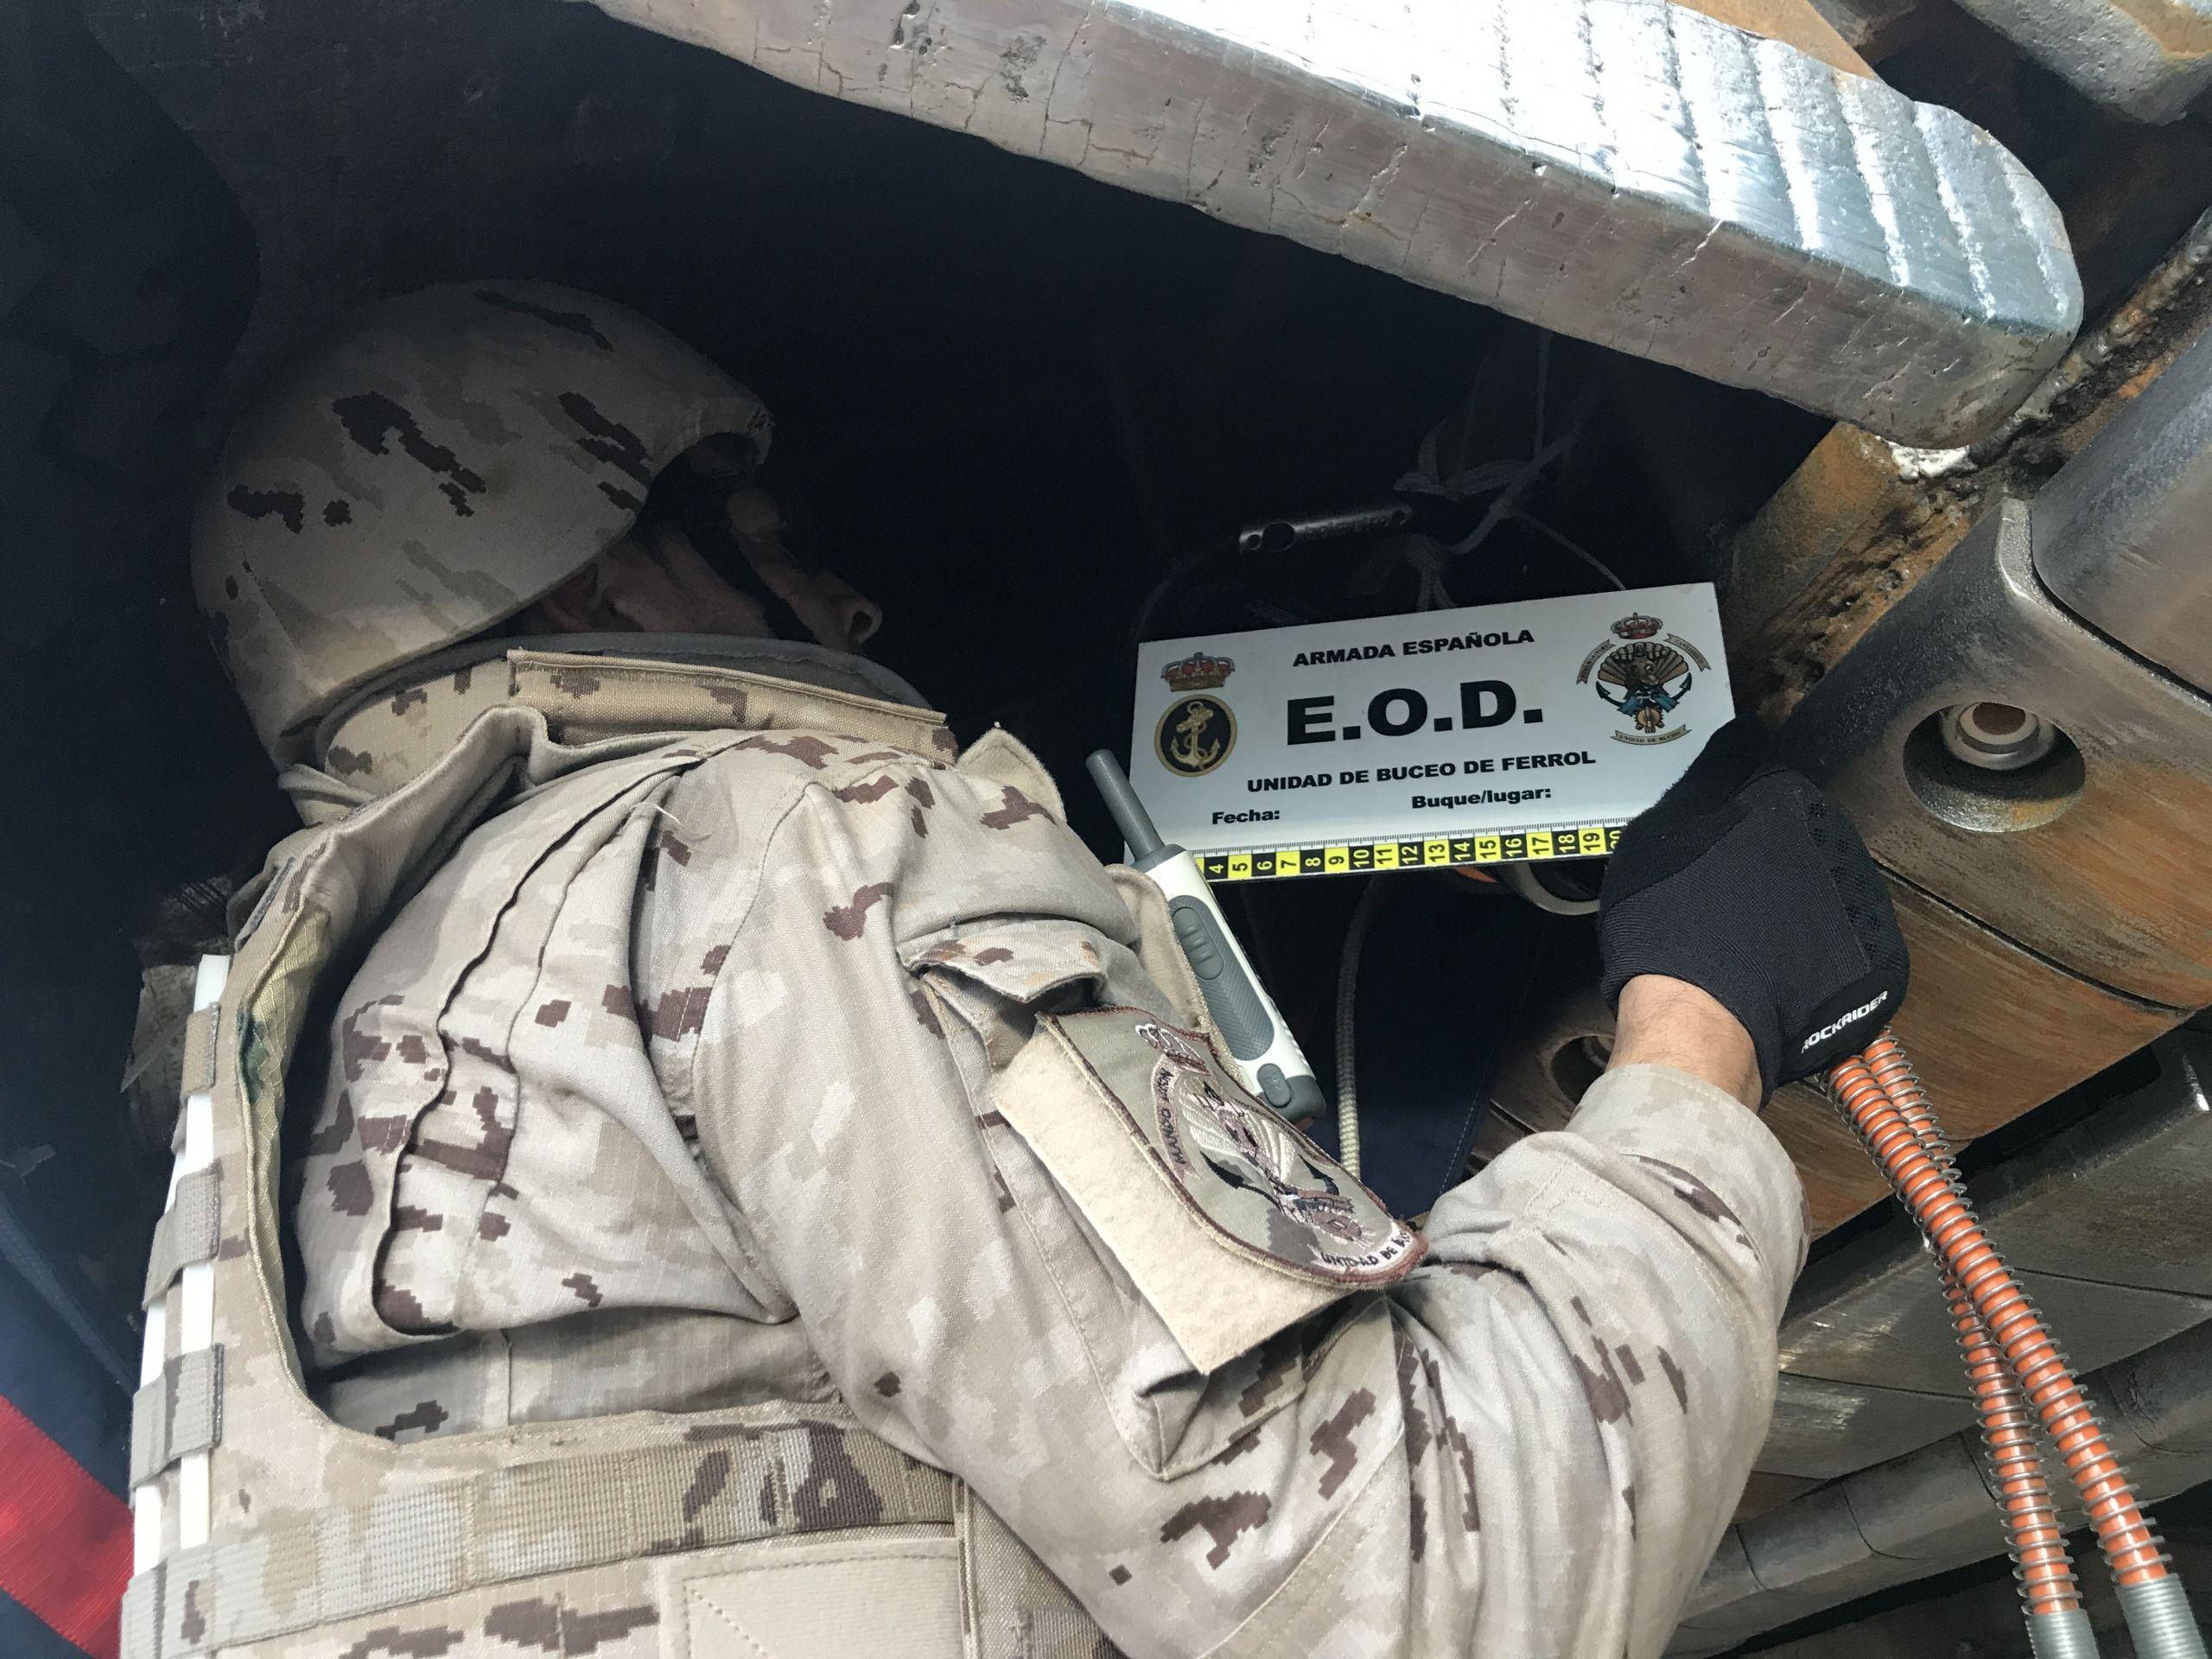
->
[188,281,772,760]
[125,671,1080,1659]
[137,658,1819,1657]
[289,641,950,821]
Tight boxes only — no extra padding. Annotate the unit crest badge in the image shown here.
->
[1134,1021,1406,1262]
[1575,613,1711,745]
[1154,651,1237,777]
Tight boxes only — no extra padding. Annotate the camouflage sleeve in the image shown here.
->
[688,746,1805,1659]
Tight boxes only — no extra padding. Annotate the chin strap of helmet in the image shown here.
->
[664,448,828,648]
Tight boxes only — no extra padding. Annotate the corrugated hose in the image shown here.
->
[1829,1033,2206,1659]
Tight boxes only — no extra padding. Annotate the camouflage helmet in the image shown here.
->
[192,281,772,760]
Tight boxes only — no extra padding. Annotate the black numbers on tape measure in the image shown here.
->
[1198,823,1622,882]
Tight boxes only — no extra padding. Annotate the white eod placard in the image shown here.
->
[1129,584,1732,880]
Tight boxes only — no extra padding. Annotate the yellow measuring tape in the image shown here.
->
[1195,821,1624,882]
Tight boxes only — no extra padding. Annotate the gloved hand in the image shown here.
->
[1599,720,1908,1101]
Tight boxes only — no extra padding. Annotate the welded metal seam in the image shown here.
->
[1836,60,1910,289]
[591,0,2082,442]
[1661,5,1714,223]
[1915,105,1997,323]
[1974,203,2212,462]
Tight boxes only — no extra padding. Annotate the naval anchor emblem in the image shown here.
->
[1576,613,1710,745]
[1154,651,1237,777]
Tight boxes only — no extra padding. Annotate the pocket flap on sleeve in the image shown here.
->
[996,1009,1424,1374]
[906,920,1109,1007]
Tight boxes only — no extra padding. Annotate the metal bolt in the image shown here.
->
[1941,702,2058,772]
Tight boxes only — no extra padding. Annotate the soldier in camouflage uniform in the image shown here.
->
[122,281,1904,1659]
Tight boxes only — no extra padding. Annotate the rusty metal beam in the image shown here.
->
[1489,880,2177,1236]
[1672,0,1874,72]
[1730,201,2212,726]
[1808,0,1939,57]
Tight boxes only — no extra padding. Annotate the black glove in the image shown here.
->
[1599,720,1908,1100]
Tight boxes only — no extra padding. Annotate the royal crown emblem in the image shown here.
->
[1161,652,1236,692]
[1610,613,1662,641]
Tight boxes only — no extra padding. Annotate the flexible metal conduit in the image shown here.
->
[1867,1041,2082,1618]
[1842,1039,2094,1653]
[1828,1033,2207,1657]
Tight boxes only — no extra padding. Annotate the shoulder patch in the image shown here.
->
[997,1009,1422,1373]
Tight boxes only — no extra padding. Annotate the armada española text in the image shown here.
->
[1289,626,1535,667]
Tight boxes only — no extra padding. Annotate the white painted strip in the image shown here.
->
[137,1300,167,1389]
[190,954,230,1018]
[176,956,231,1553]
[178,1446,212,1551]
[130,1300,166,1573]
[130,1487,162,1574]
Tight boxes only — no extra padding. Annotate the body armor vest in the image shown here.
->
[122,655,1113,1659]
